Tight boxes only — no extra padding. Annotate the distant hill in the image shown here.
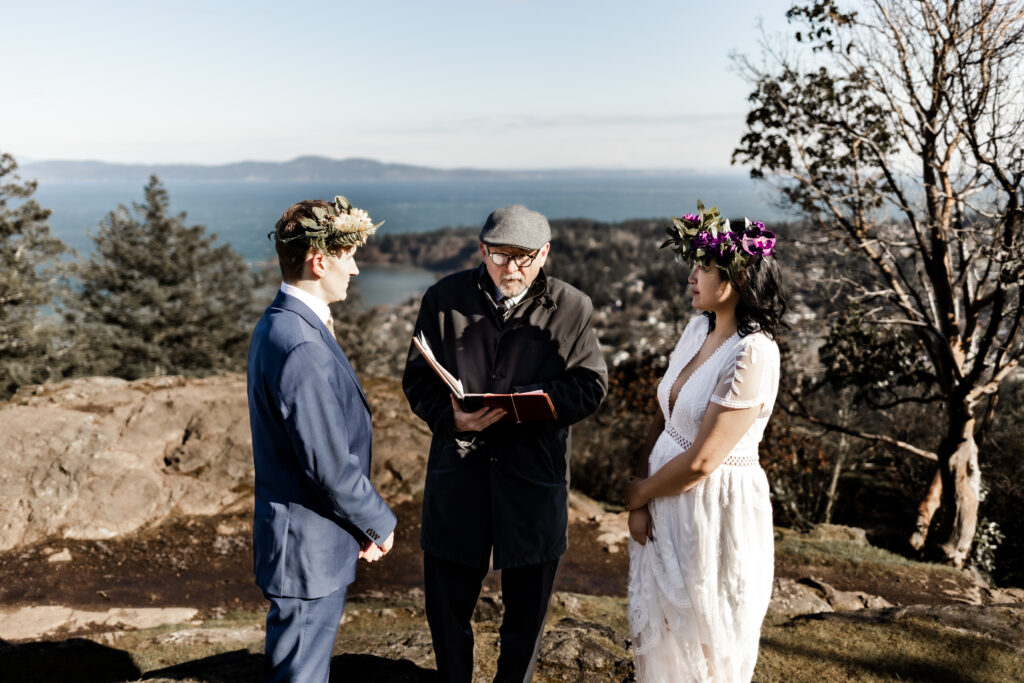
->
[20,156,702,183]
[20,156,510,183]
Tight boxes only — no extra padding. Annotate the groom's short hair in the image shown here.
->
[274,200,351,282]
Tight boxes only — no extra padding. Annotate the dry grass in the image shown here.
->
[101,593,1023,683]
[774,527,958,573]
[756,612,1022,682]
[5,548,1019,683]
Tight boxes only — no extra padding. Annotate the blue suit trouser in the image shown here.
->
[263,585,348,683]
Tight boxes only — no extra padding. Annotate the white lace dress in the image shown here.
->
[628,315,779,683]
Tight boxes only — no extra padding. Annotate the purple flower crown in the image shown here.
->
[660,199,776,271]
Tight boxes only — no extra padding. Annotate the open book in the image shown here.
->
[412,332,558,422]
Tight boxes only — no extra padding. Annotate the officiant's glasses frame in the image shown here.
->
[485,246,540,268]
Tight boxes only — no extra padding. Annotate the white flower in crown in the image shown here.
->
[321,198,382,248]
[274,195,384,251]
[340,207,373,231]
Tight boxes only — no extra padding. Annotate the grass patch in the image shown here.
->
[334,595,429,635]
[775,527,961,576]
[16,587,1017,682]
[756,612,1021,682]
[109,610,265,673]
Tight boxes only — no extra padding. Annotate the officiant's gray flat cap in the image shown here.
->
[479,204,551,251]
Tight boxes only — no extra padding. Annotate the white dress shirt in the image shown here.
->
[496,287,528,307]
[280,282,331,326]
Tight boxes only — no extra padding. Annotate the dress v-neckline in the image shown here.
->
[666,328,738,418]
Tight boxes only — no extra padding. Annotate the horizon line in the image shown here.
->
[18,154,747,176]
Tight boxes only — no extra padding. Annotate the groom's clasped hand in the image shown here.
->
[358,532,394,562]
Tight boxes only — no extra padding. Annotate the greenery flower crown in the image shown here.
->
[660,199,776,272]
[269,195,383,252]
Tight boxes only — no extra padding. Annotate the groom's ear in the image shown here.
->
[308,251,327,279]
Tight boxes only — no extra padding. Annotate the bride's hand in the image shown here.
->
[625,477,648,511]
[628,506,654,545]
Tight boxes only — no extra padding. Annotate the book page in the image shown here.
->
[412,332,465,398]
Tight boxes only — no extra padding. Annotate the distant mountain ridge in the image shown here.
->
[21,156,707,183]
[21,156,511,183]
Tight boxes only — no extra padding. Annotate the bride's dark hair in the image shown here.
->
[704,256,788,339]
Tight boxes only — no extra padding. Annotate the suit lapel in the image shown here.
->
[272,292,371,413]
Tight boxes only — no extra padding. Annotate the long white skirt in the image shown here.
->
[627,431,774,683]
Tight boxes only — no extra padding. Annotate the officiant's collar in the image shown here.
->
[475,264,553,313]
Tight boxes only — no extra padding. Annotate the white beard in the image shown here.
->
[497,274,525,298]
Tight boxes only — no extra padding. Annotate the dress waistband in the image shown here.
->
[665,423,692,451]
[721,454,760,467]
[665,423,760,467]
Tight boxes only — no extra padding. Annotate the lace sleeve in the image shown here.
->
[710,335,779,411]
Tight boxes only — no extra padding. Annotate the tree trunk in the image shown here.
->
[931,411,981,568]
[823,408,848,524]
[910,468,942,551]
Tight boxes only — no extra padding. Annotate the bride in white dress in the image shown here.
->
[625,203,786,682]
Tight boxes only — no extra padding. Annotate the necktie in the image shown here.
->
[502,298,516,321]
[326,316,337,341]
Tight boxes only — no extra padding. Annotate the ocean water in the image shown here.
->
[33,175,781,307]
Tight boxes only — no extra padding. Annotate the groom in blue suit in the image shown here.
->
[247,196,397,682]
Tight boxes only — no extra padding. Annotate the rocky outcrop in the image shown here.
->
[0,374,430,551]
[537,617,634,681]
[361,376,431,505]
[0,372,633,553]
[0,376,250,552]
[769,576,894,616]
[768,577,834,615]
[568,491,630,554]
[0,606,199,642]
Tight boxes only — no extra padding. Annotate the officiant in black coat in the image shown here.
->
[402,204,608,682]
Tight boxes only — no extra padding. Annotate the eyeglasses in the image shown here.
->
[485,247,539,268]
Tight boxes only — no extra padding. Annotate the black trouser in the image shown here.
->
[423,552,560,683]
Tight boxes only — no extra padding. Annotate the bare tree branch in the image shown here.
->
[785,392,939,461]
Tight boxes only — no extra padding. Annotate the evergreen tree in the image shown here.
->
[74,176,256,379]
[0,152,70,398]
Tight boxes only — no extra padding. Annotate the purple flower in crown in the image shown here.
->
[711,231,740,266]
[687,231,715,264]
[741,220,776,257]
[691,231,715,250]
[661,201,779,271]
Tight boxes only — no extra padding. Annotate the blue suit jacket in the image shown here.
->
[247,291,396,599]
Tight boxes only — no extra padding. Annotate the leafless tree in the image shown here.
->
[734,0,1024,566]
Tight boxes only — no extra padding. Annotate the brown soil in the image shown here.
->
[0,500,978,620]
[0,501,629,619]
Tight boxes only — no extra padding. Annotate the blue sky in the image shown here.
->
[4,1,795,170]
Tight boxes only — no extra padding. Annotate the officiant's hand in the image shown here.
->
[451,396,506,432]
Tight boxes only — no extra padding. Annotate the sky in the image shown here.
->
[4,1,796,171]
